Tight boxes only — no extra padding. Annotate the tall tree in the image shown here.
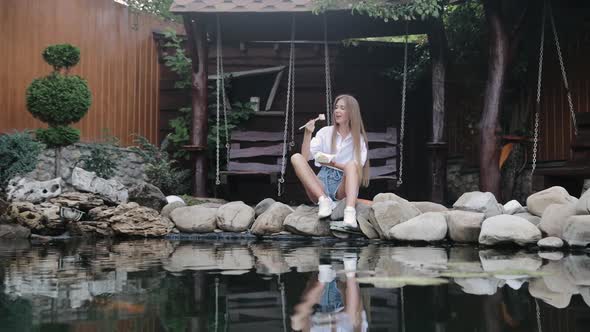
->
[124,0,179,21]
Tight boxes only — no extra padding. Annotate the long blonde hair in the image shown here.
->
[330,94,370,187]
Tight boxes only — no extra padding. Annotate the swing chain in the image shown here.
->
[535,299,543,332]
[324,14,333,125]
[397,26,409,187]
[532,1,546,175]
[548,1,577,136]
[278,15,296,196]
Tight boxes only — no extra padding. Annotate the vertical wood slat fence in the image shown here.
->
[0,0,182,146]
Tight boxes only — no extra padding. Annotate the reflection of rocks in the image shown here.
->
[0,223,30,239]
[529,278,572,308]
[539,252,564,260]
[284,247,320,272]
[387,212,447,242]
[446,210,484,243]
[478,215,541,246]
[251,202,293,235]
[526,186,577,217]
[479,250,542,278]
[452,191,502,218]
[164,245,217,272]
[390,247,447,276]
[216,201,255,232]
[454,278,504,296]
[562,215,590,246]
[251,244,290,274]
[283,205,330,236]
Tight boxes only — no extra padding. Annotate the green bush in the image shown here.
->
[35,126,80,148]
[0,131,44,187]
[26,73,91,126]
[42,44,80,70]
[78,134,120,179]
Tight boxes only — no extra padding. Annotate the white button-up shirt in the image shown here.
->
[309,126,368,168]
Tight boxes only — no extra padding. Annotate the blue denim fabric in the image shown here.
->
[317,166,343,201]
[315,280,345,313]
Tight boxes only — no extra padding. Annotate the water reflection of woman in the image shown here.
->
[291,256,367,332]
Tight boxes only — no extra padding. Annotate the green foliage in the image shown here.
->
[162,29,192,89]
[130,135,191,195]
[42,44,80,70]
[35,126,80,148]
[0,131,44,187]
[78,132,120,179]
[26,73,92,126]
[126,0,179,22]
[313,0,444,21]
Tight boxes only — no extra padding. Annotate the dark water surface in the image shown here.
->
[0,239,589,332]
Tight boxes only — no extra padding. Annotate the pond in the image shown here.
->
[0,239,589,332]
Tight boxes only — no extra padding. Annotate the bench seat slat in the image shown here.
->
[370,165,397,178]
[230,144,283,159]
[368,147,397,159]
[227,162,281,173]
[231,131,284,142]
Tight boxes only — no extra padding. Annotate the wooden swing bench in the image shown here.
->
[219,127,399,189]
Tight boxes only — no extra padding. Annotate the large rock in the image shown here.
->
[478,215,542,246]
[411,201,448,213]
[387,212,447,242]
[576,189,590,215]
[503,200,525,215]
[356,203,380,239]
[250,202,293,235]
[283,205,331,236]
[128,181,166,211]
[562,215,590,246]
[372,201,421,239]
[71,167,128,204]
[514,212,541,226]
[538,237,564,249]
[0,223,30,239]
[6,177,63,203]
[6,202,44,231]
[170,205,218,233]
[527,186,577,217]
[373,192,409,204]
[539,203,577,237]
[110,205,174,237]
[37,202,65,235]
[452,191,503,218]
[49,192,105,211]
[160,201,186,218]
[216,201,255,232]
[446,210,484,243]
[254,198,276,217]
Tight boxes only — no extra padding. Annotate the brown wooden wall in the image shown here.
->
[0,0,181,145]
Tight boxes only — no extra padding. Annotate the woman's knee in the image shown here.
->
[291,153,305,165]
[343,160,359,174]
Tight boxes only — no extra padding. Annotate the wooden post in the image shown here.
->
[183,15,209,197]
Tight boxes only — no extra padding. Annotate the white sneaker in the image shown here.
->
[318,264,336,283]
[343,206,358,228]
[343,254,358,278]
[318,196,333,218]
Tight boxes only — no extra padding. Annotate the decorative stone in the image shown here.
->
[446,210,484,243]
[38,202,65,234]
[373,192,409,204]
[166,195,185,204]
[478,215,542,246]
[170,205,218,233]
[356,203,380,239]
[6,177,63,203]
[160,201,186,218]
[576,188,590,215]
[503,200,525,215]
[526,186,577,217]
[562,215,590,247]
[0,223,30,239]
[255,198,276,217]
[283,205,331,236]
[128,181,166,211]
[250,202,293,235]
[216,201,255,232]
[387,212,447,242]
[410,201,448,213]
[71,167,128,204]
[452,191,503,218]
[7,202,44,231]
[539,203,577,237]
[514,212,541,226]
[372,201,421,239]
[49,192,105,211]
[538,237,564,248]
[110,206,174,237]
[71,220,114,237]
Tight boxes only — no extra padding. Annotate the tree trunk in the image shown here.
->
[481,0,509,198]
[427,17,448,203]
[183,15,209,197]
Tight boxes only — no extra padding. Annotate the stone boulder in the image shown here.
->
[538,237,564,249]
[0,223,30,239]
[216,201,255,232]
[452,191,503,218]
[6,202,44,231]
[254,198,276,217]
[283,205,331,236]
[527,186,577,217]
[110,205,174,237]
[372,200,421,239]
[562,215,590,246]
[250,202,293,235]
[49,192,105,211]
[161,201,186,218]
[514,212,541,226]
[411,201,448,213]
[128,181,166,211]
[71,167,128,204]
[6,177,63,203]
[503,200,525,215]
[170,205,218,233]
[539,203,577,237]
[479,215,542,246]
[356,204,380,239]
[387,212,447,242]
[37,202,65,235]
[446,210,484,243]
[373,192,409,204]
[576,189,590,215]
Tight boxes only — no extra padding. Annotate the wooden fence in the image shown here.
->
[0,0,181,145]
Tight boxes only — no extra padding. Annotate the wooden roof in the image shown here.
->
[170,0,410,13]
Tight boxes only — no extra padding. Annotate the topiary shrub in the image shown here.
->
[26,44,91,148]
[0,131,44,187]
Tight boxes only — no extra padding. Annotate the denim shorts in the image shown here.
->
[314,280,344,313]
[317,166,343,201]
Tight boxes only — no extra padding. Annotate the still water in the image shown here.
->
[0,239,589,332]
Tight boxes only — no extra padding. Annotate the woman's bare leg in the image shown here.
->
[291,153,325,203]
[336,161,360,207]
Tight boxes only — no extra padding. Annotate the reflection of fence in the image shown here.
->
[0,0,182,146]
